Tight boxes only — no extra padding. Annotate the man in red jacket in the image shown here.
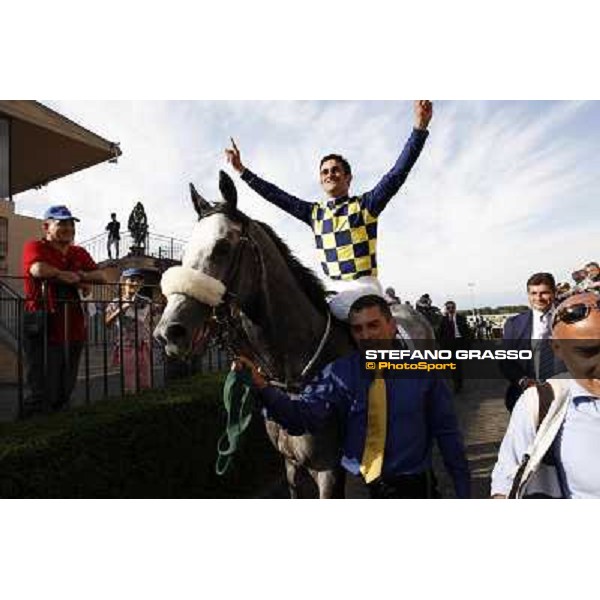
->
[22,205,106,417]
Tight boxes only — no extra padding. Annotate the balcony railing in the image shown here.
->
[79,231,187,263]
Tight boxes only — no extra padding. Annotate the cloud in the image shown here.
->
[13,100,600,308]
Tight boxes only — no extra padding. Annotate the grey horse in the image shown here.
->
[154,171,434,498]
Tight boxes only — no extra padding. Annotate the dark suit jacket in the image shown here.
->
[500,310,564,412]
[438,314,471,349]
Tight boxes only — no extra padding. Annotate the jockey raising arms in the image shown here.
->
[225,100,433,320]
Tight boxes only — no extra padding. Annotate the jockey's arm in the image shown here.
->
[360,127,429,217]
[225,137,313,225]
[240,169,314,226]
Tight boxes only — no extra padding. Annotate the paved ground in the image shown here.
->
[434,378,509,499]
[0,343,227,422]
[0,366,167,422]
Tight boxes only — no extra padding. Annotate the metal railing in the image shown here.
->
[0,277,228,422]
[0,278,20,349]
[79,230,187,263]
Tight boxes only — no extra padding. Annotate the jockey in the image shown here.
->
[225,101,433,320]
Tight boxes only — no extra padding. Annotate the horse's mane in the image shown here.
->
[254,220,329,315]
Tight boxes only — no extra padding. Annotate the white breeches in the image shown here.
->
[327,276,384,321]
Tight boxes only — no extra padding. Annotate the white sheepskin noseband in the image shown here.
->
[161,266,226,307]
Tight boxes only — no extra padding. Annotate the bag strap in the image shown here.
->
[535,382,554,432]
[508,382,556,498]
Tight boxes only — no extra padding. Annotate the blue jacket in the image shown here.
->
[240,128,429,226]
[241,129,429,281]
[260,351,471,498]
[500,310,565,411]
[501,310,535,382]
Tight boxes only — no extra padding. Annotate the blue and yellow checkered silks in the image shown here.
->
[311,196,378,281]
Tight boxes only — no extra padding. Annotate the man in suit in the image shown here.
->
[500,272,564,412]
[438,300,471,393]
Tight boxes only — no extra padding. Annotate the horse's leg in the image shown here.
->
[285,460,317,498]
[284,459,301,499]
[332,467,346,498]
[315,468,346,499]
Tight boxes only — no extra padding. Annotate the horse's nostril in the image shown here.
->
[166,324,187,341]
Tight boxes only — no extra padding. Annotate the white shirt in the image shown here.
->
[491,380,600,498]
[531,308,552,340]
[531,308,553,379]
[448,314,461,338]
[555,380,600,498]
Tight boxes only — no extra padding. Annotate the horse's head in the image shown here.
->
[154,171,260,357]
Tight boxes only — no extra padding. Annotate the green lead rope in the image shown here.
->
[215,368,256,476]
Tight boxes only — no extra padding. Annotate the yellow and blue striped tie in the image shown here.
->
[360,371,387,483]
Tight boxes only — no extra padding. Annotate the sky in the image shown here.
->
[13,100,600,309]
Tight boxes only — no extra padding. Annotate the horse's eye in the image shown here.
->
[212,239,231,257]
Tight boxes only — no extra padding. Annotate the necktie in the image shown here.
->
[360,371,387,483]
[538,338,555,380]
[537,314,554,380]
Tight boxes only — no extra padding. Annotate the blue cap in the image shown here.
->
[43,205,80,222]
[122,268,145,278]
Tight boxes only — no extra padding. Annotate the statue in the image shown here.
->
[128,202,148,253]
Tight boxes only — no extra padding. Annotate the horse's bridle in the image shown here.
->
[178,212,332,391]
[209,222,278,380]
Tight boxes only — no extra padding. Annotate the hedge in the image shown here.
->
[0,373,285,498]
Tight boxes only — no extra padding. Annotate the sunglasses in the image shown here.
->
[553,299,600,327]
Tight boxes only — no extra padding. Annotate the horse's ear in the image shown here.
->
[190,183,211,217]
[219,170,237,209]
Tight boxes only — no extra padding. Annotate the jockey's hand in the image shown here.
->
[225,137,246,175]
[232,355,268,389]
[414,100,433,130]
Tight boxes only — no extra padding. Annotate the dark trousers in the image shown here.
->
[107,237,120,259]
[23,333,83,416]
[441,340,466,392]
[450,359,464,392]
[367,471,441,499]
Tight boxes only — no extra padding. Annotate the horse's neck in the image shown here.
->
[246,288,327,380]
[240,224,355,382]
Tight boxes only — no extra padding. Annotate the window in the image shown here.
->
[0,118,8,199]
[0,217,7,273]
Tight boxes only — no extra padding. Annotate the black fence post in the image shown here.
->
[16,297,23,419]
